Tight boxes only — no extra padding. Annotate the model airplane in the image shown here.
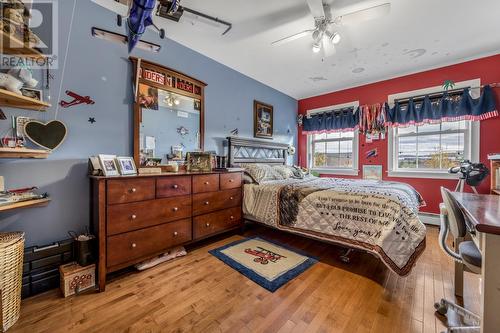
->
[117,0,167,52]
[59,91,95,108]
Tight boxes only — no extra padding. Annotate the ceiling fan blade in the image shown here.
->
[271,29,314,46]
[338,3,391,25]
[322,38,336,58]
[306,0,326,19]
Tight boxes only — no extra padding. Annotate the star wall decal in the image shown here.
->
[88,117,96,124]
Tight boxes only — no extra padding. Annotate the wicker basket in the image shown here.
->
[0,232,25,332]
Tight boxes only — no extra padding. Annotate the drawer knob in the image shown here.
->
[230,196,234,200]
[230,216,234,220]
[204,201,210,205]
[172,207,179,212]
[206,223,210,227]
[131,243,137,248]
[173,231,178,237]
[172,184,179,189]
[130,188,137,193]
[204,181,210,185]
[131,214,137,220]
[229,179,234,183]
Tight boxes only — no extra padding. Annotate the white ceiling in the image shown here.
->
[92,0,500,99]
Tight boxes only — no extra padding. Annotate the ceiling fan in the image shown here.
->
[272,0,391,57]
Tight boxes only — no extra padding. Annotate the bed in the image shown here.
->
[227,137,427,276]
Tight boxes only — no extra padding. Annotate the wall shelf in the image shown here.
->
[0,88,51,111]
[0,30,46,60]
[0,198,51,213]
[0,147,50,159]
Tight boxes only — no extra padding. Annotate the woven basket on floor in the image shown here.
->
[0,232,25,332]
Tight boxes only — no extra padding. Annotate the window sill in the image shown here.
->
[312,168,359,176]
[387,170,459,180]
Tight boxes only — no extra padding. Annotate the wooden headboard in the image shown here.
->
[227,137,289,166]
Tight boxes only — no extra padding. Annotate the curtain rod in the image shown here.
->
[393,83,499,105]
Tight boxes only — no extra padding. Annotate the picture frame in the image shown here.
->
[254,100,273,139]
[21,88,43,102]
[363,165,383,180]
[186,152,212,172]
[98,154,119,176]
[116,156,137,175]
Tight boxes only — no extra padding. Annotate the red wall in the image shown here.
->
[298,54,500,214]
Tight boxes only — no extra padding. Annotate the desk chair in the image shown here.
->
[435,187,481,332]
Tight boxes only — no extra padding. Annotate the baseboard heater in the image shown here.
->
[22,239,74,299]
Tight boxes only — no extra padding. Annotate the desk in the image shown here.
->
[452,192,500,333]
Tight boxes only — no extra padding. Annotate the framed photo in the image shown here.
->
[363,165,383,180]
[21,88,43,101]
[98,154,119,176]
[254,100,273,139]
[138,83,159,110]
[186,152,212,172]
[116,156,137,175]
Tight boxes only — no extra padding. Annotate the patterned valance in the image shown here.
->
[386,85,498,127]
[302,107,359,134]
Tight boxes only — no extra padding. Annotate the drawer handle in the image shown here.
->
[131,243,137,248]
[229,196,234,200]
[229,179,234,183]
[172,207,179,212]
[173,231,178,237]
[230,216,235,220]
[172,184,179,189]
[204,201,210,205]
[131,214,137,220]
[129,188,137,193]
[205,223,210,228]
[204,181,210,185]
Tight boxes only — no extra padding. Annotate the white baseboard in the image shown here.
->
[419,212,440,226]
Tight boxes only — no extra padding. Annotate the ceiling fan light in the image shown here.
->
[331,32,341,44]
[312,43,321,53]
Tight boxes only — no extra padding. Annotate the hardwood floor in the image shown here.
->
[10,225,480,333]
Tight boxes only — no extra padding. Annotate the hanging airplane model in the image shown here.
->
[91,0,232,52]
[117,0,168,52]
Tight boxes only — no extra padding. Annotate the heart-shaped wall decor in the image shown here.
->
[24,120,67,150]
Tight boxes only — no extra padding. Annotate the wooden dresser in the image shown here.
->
[90,170,243,291]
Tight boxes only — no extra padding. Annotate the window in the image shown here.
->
[388,79,480,179]
[306,101,359,176]
[394,121,469,170]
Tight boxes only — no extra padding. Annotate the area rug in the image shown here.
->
[209,237,318,292]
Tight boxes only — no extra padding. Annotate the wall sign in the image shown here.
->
[139,68,166,85]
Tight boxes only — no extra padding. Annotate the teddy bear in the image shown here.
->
[1,0,42,47]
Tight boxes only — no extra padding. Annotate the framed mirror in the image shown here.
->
[131,58,206,168]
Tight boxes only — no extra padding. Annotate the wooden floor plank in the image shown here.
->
[9,226,480,333]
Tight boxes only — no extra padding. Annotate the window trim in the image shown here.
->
[306,101,360,176]
[387,79,480,179]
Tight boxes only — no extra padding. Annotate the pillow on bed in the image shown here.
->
[272,165,295,179]
[240,164,284,183]
[242,173,255,184]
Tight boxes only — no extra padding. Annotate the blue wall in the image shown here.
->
[0,0,297,246]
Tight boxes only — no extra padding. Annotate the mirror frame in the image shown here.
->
[130,57,206,168]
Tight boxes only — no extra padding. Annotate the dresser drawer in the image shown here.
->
[107,219,192,268]
[193,188,241,216]
[107,178,155,205]
[157,176,191,198]
[193,207,241,239]
[192,174,219,193]
[220,172,242,190]
[107,196,192,236]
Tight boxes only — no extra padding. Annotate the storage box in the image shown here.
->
[59,262,95,297]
